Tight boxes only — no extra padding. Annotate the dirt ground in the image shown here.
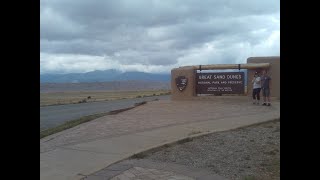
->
[144,119,280,180]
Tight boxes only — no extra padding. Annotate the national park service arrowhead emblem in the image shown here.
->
[175,76,188,91]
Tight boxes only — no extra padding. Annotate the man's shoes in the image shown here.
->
[262,103,267,106]
[267,103,271,106]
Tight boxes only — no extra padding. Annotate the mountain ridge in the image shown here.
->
[40,69,170,83]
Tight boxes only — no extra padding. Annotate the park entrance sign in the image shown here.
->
[196,72,244,94]
[170,56,279,100]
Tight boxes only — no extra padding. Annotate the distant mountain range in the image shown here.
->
[40,81,171,93]
[40,69,171,83]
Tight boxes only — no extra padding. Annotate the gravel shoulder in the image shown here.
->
[143,119,280,180]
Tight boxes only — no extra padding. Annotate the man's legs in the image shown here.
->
[262,88,267,105]
[252,89,257,104]
[262,88,271,106]
[266,88,271,106]
[256,88,261,105]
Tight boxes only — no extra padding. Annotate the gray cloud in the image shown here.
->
[40,0,280,74]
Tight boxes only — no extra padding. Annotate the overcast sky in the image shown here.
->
[40,0,280,74]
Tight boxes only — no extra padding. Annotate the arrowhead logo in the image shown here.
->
[175,76,188,91]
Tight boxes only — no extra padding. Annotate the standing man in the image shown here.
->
[261,69,271,106]
[251,71,261,105]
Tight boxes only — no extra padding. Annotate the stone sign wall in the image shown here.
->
[171,56,280,100]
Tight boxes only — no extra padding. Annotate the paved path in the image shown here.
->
[40,95,170,131]
[85,159,227,180]
[40,96,280,180]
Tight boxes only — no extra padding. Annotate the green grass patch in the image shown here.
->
[266,158,280,175]
[242,175,257,180]
[176,137,193,144]
[131,152,149,159]
[188,130,202,136]
[40,101,148,139]
[40,112,110,139]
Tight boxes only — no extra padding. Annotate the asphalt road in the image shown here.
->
[40,95,170,131]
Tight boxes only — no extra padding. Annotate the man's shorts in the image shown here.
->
[262,88,270,97]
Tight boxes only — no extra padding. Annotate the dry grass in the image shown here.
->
[40,112,110,139]
[40,90,171,106]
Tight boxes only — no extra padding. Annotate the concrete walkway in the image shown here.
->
[40,97,280,180]
[84,159,228,180]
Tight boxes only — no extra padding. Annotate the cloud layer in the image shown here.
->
[40,0,280,74]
